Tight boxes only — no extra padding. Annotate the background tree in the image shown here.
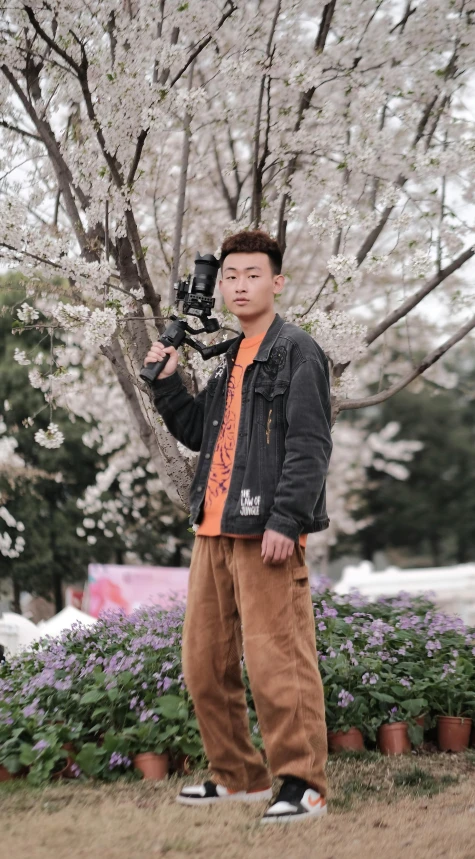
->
[0,277,192,611]
[352,375,475,568]
[1,0,474,557]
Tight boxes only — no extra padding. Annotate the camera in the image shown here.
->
[139,252,237,385]
[175,253,220,321]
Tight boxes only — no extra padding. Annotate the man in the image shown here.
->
[145,230,332,824]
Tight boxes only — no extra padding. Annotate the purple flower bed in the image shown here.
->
[1,588,474,783]
[317,589,475,740]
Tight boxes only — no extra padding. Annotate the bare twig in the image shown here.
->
[169,61,195,301]
[338,313,475,413]
[168,1,236,89]
[366,245,474,345]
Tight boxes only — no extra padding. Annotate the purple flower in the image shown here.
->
[399,678,411,688]
[33,739,49,752]
[109,752,131,770]
[338,689,354,708]
[23,698,39,718]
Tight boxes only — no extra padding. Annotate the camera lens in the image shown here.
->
[192,253,220,296]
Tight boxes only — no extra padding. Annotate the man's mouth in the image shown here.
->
[234,298,249,304]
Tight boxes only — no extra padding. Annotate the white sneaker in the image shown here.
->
[176,780,273,806]
[261,776,327,824]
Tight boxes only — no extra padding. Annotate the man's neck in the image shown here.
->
[239,309,276,338]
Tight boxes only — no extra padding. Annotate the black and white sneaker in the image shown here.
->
[176,780,272,806]
[261,776,327,824]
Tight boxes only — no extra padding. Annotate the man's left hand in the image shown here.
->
[261,529,294,565]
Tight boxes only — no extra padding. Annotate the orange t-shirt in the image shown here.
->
[198,332,307,547]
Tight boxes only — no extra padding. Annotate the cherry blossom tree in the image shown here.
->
[1,411,28,558]
[1,0,475,553]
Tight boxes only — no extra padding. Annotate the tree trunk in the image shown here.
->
[105,336,195,511]
[52,570,63,614]
[12,577,21,614]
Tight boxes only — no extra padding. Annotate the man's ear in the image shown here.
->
[273,274,285,296]
[218,277,223,295]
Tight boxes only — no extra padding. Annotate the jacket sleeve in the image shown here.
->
[265,356,333,541]
[151,372,207,452]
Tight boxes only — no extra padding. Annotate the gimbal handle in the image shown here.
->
[139,317,240,385]
[139,319,188,384]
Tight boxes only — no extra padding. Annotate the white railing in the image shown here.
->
[335,561,475,624]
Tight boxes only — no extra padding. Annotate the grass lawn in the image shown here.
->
[1,750,475,859]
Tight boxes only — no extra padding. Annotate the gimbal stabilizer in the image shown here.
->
[139,252,237,385]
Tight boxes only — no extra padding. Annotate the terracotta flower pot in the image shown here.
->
[133,752,169,781]
[377,722,411,755]
[328,727,364,753]
[0,763,14,782]
[437,716,472,752]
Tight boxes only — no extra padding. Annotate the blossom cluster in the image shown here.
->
[34,423,65,450]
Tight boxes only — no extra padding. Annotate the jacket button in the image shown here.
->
[197,486,203,492]
[212,420,219,426]
[205,453,210,459]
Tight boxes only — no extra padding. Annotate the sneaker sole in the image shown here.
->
[176,789,273,807]
[261,804,327,824]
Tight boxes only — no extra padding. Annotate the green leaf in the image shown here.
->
[400,698,427,716]
[80,689,104,705]
[407,723,424,746]
[19,743,35,766]
[157,695,183,720]
[1,754,22,774]
[75,743,104,777]
[370,691,396,704]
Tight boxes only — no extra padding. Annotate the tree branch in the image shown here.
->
[338,313,475,413]
[0,119,41,141]
[169,61,195,301]
[277,0,337,249]
[23,6,82,75]
[168,1,236,89]
[366,245,474,345]
[127,128,149,185]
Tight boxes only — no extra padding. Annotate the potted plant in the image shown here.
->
[19,726,72,786]
[377,707,411,755]
[124,720,170,780]
[0,724,33,780]
[324,687,367,753]
[427,657,475,752]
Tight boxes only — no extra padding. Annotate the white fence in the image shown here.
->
[335,561,475,625]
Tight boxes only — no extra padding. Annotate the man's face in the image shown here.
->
[219,252,284,321]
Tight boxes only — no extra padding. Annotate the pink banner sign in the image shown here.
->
[86,563,190,618]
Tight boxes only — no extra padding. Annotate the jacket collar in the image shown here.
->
[224,313,285,363]
[254,314,285,362]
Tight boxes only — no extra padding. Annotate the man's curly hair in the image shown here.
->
[220,230,283,275]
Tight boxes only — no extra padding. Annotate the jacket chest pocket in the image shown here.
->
[254,381,288,442]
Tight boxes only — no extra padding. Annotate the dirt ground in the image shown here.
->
[1,751,475,859]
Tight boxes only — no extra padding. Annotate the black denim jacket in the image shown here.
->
[151,314,333,542]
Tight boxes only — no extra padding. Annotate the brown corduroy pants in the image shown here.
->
[182,535,328,796]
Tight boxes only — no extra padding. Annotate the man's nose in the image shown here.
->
[235,278,248,292]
